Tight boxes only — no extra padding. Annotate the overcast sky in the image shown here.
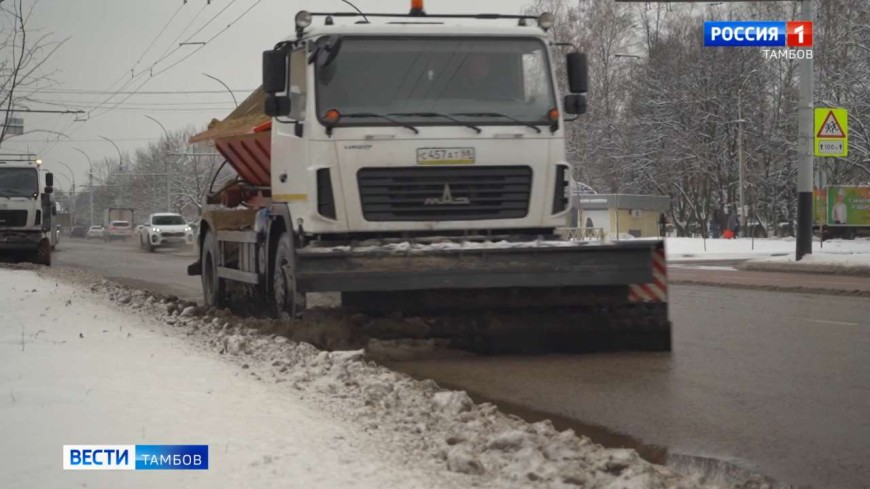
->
[3,0,536,187]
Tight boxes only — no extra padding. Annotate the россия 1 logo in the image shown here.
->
[704,21,813,59]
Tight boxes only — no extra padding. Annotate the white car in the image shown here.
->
[105,220,133,241]
[139,213,195,252]
[85,226,105,239]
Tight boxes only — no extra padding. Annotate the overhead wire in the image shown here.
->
[91,0,263,119]
[132,1,186,70]
[39,1,193,156]
[38,0,263,159]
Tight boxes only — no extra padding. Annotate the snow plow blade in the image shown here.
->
[297,240,671,353]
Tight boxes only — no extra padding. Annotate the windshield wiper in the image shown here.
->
[342,112,419,135]
[389,112,482,134]
[451,112,542,134]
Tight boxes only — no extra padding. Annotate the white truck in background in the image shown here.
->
[0,160,55,265]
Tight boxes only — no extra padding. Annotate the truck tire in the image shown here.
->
[272,233,306,320]
[33,239,51,266]
[201,231,226,307]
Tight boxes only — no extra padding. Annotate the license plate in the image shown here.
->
[416,147,475,165]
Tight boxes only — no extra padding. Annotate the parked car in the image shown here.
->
[105,220,133,241]
[139,213,195,252]
[70,225,87,239]
[86,226,105,240]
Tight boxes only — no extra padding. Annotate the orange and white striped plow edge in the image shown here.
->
[628,246,668,303]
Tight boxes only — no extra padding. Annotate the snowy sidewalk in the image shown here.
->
[665,236,870,262]
[0,269,453,489]
[0,267,713,489]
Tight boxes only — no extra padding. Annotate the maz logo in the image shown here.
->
[424,184,470,206]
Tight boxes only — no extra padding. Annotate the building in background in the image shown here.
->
[573,194,670,239]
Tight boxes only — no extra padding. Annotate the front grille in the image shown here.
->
[358,166,532,221]
[162,232,185,238]
[0,210,28,227]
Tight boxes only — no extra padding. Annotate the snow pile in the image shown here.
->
[10,265,732,489]
[303,239,595,255]
[743,252,870,275]
[666,237,870,261]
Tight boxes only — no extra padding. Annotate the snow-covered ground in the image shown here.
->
[0,269,460,489]
[0,266,717,489]
[665,237,870,262]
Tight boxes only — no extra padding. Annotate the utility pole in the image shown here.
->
[738,89,745,238]
[796,0,814,260]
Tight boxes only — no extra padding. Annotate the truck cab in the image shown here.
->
[259,16,584,240]
[0,160,54,265]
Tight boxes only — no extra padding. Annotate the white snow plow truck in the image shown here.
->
[188,3,671,352]
[0,159,54,265]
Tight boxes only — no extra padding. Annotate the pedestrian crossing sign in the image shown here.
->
[814,108,848,157]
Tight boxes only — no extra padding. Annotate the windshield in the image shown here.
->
[316,37,556,127]
[0,167,38,197]
[152,215,186,225]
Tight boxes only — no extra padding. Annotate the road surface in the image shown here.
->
[55,238,201,301]
[51,238,870,488]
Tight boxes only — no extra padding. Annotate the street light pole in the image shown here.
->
[99,136,124,171]
[52,161,77,215]
[144,115,173,212]
[74,147,96,226]
[203,73,239,108]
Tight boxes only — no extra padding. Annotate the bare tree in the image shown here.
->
[0,0,67,145]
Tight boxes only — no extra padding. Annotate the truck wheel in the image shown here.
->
[273,233,306,320]
[33,239,51,266]
[201,231,226,307]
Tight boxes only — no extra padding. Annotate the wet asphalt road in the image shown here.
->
[54,238,201,302]
[393,287,870,489]
[52,238,870,488]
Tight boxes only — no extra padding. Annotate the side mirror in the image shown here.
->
[45,172,54,188]
[264,95,292,117]
[566,52,588,94]
[262,49,288,93]
[564,94,587,115]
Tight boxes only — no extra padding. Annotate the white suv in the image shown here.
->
[139,213,194,252]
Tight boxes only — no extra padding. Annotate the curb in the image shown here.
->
[739,261,870,277]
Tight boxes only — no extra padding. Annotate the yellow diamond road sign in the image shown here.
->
[814,108,848,157]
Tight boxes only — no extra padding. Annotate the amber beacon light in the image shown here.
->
[410,0,426,16]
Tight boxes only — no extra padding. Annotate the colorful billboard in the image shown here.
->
[826,186,870,226]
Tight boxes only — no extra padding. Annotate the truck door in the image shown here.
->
[271,46,309,204]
